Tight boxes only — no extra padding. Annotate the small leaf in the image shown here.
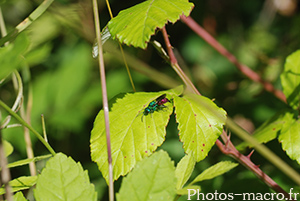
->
[34,153,97,201]
[116,150,176,201]
[14,192,28,201]
[0,176,37,195]
[91,91,176,183]
[107,0,194,49]
[280,50,300,109]
[236,110,289,150]
[175,154,195,189]
[176,185,201,195]
[191,161,238,184]
[174,94,226,161]
[3,140,13,157]
[278,112,300,164]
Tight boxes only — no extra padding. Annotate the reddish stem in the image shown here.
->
[216,138,295,200]
[180,15,287,103]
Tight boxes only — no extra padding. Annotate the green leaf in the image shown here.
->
[3,140,13,157]
[174,94,226,161]
[91,90,177,183]
[175,154,195,190]
[34,153,97,201]
[0,176,37,195]
[14,192,28,201]
[116,150,176,201]
[191,161,238,184]
[176,185,201,195]
[280,50,300,109]
[107,0,194,49]
[236,110,289,150]
[0,33,30,80]
[278,112,300,164]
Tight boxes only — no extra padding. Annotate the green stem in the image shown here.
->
[0,0,54,46]
[0,100,56,156]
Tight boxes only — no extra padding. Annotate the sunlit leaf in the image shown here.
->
[34,153,97,201]
[14,192,28,201]
[176,185,200,195]
[116,150,176,201]
[175,154,195,190]
[280,50,300,110]
[236,110,289,150]
[278,112,300,164]
[0,176,37,195]
[174,94,226,161]
[91,90,179,183]
[107,0,194,49]
[191,161,238,184]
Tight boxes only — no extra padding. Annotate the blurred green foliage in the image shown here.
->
[0,0,299,200]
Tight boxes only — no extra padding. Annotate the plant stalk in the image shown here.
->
[92,0,114,200]
[0,100,56,156]
[161,27,200,95]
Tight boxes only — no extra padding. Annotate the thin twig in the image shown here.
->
[161,27,200,95]
[92,0,114,200]
[180,15,286,103]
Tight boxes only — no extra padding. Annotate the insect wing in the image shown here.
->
[155,94,166,104]
[92,27,112,58]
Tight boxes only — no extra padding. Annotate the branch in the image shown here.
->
[161,27,200,95]
[180,15,286,103]
[216,138,295,200]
